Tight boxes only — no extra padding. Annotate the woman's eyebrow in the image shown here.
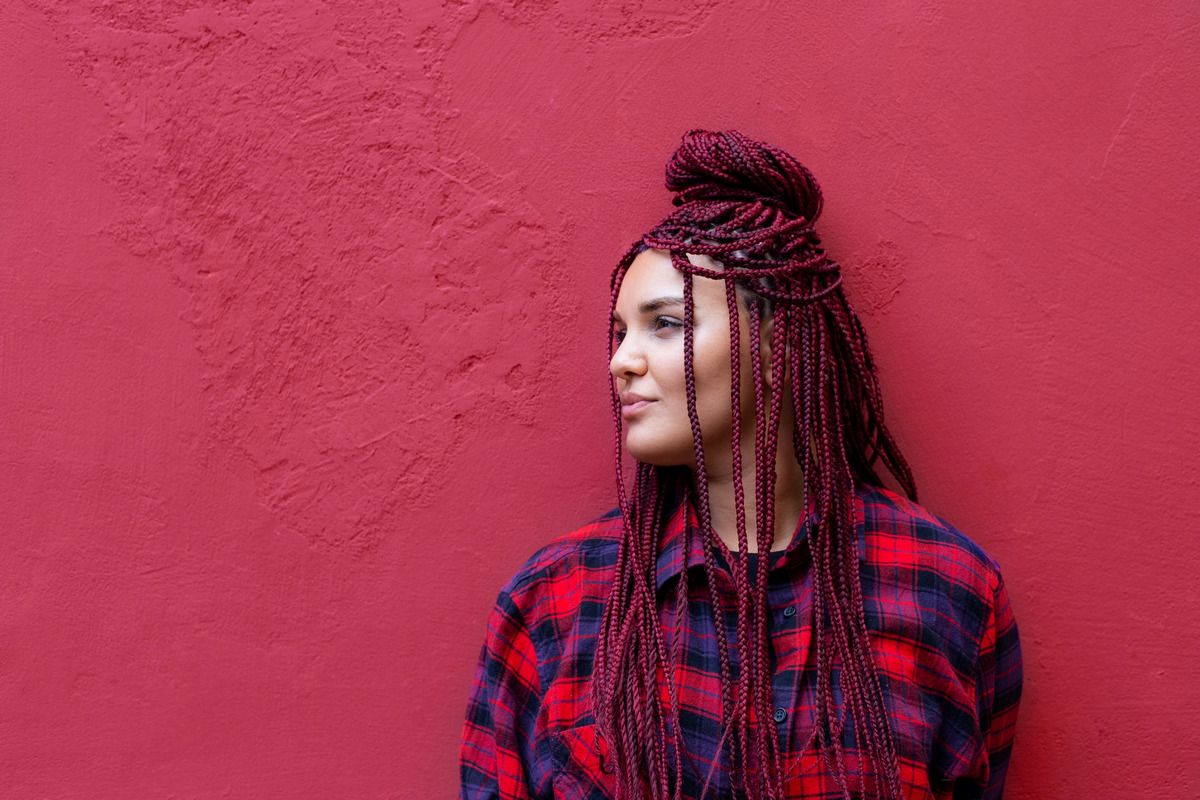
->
[638,296,685,314]
[612,296,686,323]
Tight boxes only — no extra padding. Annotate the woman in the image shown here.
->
[460,130,1022,800]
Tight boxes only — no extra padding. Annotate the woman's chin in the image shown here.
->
[624,441,694,469]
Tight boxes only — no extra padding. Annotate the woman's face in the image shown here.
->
[610,248,759,471]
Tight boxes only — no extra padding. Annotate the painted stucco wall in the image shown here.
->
[2,1,1197,797]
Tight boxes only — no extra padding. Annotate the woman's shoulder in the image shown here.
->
[857,484,1005,586]
[499,508,625,603]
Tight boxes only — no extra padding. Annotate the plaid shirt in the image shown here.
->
[461,485,1022,799]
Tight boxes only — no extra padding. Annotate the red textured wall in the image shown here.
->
[3,1,1197,797]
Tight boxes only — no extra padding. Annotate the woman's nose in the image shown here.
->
[609,335,647,379]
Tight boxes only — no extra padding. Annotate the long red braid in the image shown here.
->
[593,130,918,800]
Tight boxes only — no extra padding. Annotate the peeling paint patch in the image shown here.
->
[844,239,906,316]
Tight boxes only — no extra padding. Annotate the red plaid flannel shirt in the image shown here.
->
[460,485,1022,799]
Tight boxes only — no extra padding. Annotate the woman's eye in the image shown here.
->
[654,316,683,332]
[612,327,627,344]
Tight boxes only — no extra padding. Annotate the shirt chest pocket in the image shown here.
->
[549,724,617,800]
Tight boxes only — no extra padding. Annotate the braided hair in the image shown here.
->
[593,130,918,800]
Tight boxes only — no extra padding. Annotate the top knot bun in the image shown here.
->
[664,129,824,224]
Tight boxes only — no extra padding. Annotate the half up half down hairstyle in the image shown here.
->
[594,130,918,800]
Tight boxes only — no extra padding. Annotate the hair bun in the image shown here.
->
[664,129,823,223]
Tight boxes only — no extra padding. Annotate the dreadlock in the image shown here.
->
[593,130,918,800]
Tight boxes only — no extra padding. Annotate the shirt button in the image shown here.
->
[773,707,787,723]
[782,606,796,618]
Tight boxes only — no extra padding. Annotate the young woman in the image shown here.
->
[460,130,1022,800]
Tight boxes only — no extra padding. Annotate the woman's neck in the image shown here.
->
[697,430,806,554]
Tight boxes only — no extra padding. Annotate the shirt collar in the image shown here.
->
[653,489,868,593]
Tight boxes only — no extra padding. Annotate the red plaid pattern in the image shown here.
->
[461,485,1022,799]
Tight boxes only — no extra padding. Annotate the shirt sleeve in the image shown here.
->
[460,589,545,800]
[963,571,1023,800]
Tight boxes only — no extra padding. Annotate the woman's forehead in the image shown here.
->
[613,249,728,318]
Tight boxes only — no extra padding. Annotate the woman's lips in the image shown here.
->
[620,393,654,419]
